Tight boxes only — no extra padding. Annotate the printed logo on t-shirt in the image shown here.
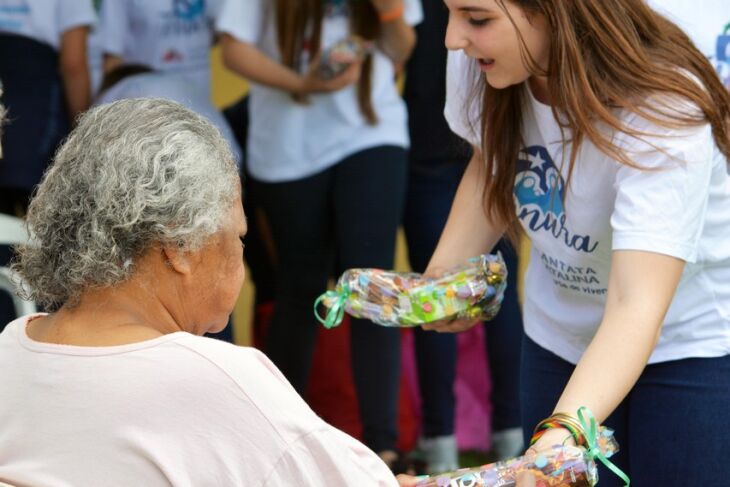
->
[325,0,349,18]
[514,146,599,254]
[173,0,205,21]
[0,2,30,31]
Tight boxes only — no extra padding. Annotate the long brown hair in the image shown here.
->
[473,0,730,238]
[275,0,380,124]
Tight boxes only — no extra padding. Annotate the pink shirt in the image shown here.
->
[0,315,397,486]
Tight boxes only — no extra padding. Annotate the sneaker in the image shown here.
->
[418,435,459,474]
[491,427,524,461]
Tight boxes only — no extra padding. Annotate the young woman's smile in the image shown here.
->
[444,0,549,89]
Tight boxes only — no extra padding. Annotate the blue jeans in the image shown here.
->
[520,334,730,485]
[403,159,523,438]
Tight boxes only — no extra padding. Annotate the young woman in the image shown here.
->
[428,0,730,484]
[217,0,422,468]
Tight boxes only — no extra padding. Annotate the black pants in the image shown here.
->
[255,145,408,452]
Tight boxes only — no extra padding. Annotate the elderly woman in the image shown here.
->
[0,98,402,486]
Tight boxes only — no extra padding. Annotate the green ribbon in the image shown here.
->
[314,283,350,329]
[577,407,631,487]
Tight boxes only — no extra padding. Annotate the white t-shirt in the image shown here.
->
[0,0,95,50]
[445,50,730,364]
[647,0,730,87]
[216,0,423,182]
[0,316,398,487]
[99,0,222,93]
[96,73,242,166]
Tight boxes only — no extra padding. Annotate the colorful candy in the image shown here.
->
[315,36,373,80]
[416,422,623,487]
[314,253,508,328]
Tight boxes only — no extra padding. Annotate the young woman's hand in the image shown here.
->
[298,61,362,95]
[419,266,481,333]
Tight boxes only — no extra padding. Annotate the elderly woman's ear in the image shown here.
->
[162,245,196,276]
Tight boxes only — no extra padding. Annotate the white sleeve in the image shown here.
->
[58,0,96,33]
[404,0,424,26]
[216,0,265,45]
[207,0,225,22]
[99,0,128,56]
[611,116,715,263]
[263,428,399,487]
[444,49,482,147]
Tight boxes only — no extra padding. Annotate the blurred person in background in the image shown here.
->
[99,0,222,95]
[0,0,94,215]
[217,0,423,471]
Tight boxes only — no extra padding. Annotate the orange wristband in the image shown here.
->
[379,3,405,23]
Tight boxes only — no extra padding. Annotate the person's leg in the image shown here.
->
[403,159,464,471]
[332,146,407,455]
[257,170,332,394]
[520,334,630,484]
[627,354,730,485]
[486,239,525,458]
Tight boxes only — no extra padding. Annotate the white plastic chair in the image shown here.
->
[0,213,37,317]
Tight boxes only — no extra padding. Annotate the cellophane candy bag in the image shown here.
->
[316,36,372,79]
[315,253,508,328]
[416,427,621,487]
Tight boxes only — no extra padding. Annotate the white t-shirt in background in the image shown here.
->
[0,316,398,487]
[445,49,730,365]
[96,73,242,166]
[647,0,730,87]
[216,0,423,183]
[0,0,95,49]
[99,0,222,93]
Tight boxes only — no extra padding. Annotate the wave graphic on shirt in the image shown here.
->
[514,145,598,253]
[173,0,205,21]
[514,145,565,217]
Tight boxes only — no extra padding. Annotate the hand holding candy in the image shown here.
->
[300,58,362,95]
[314,37,372,80]
[414,408,629,487]
[315,253,509,329]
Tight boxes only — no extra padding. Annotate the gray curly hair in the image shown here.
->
[13,98,240,310]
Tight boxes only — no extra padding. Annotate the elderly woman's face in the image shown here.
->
[188,195,247,334]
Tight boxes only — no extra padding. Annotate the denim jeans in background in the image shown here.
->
[520,334,730,486]
[403,158,523,438]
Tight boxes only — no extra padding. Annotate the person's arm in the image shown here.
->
[220,34,361,96]
[419,148,507,333]
[59,25,91,122]
[427,148,506,272]
[102,53,124,74]
[530,249,685,449]
[370,0,416,65]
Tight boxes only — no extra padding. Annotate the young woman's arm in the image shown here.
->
[370,1,417,65]
[531,249,685,448]
[59,26,92,122]
[427,148,506,272]
[420,148,506,333]
[220,34,361,96]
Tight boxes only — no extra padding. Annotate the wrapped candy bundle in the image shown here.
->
[415,445,598,487]
[416,411,627,487]
[314,253,508,329]
[316,36,373,79]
